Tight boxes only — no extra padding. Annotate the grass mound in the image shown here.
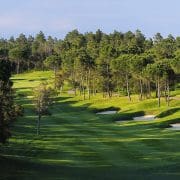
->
[91,106,121,113]
[156,107,180,118]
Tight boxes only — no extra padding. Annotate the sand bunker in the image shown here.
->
[96,111,117,115]
[169,123,180,130]
[133,115,156,121]
[116,115,156,123]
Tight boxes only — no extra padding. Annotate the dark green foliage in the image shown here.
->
[0,59,20,143]
[0,30,179,103]
[91,106,121,113]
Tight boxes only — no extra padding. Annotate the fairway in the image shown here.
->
[0,71,180,180]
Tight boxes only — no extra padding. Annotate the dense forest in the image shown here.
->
[0,29,180,143]
[1,29,179,99]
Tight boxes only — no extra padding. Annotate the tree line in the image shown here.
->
[0,29,180,142]
[0,30,179,105]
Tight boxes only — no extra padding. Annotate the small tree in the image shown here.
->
[34,83,55,135]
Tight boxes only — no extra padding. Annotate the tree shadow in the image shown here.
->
[1,95,180,179]
[111,111,145,122]
[90,106,121,113]
[156,108,180,118]
[155,118,180,128]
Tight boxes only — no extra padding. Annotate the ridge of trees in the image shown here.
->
[0,29,179,105]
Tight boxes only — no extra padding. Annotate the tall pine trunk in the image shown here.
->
[167,79,170,107]
[54,66,57,89]
[148,80,151,99]
[139,79,143,101]
[126,74,131,101]
[27,61,30,71]
[157,77,161,107]
[16,59,20,74]
[87,69,91,100]
[155,81,158,98]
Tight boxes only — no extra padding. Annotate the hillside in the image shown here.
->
[0,71,180,180]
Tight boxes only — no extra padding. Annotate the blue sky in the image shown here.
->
[0,0,180,39]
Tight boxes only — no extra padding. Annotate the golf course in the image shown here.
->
[0,70,179,180]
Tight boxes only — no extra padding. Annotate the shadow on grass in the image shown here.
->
[156,108,180,118]
[111,111,145,122]
[0,155,180,180]
[1,95,180,180]
[90,106,121,113]
[155,118,180,128]
[11,78,26,81]
[15,87,34,97]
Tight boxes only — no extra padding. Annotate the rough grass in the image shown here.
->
[0,70,179,180]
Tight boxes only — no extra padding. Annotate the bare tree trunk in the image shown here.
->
[54,66,57,77]
[92,75,95,96]
[16,60,20,74]
[155,81,158,98]
[126,74,131,101]
[80,85,82,96]
[87,69,91,100]
[118,87,120,97]
[83,87,86,100]
[59,86,63,95]
[80,75,83,96]
[74,88,77,96]
[28,61,30,71]
[148,80,151,99]
[103,92,105,98]
[106,63,111,98]
[164,80,167,102]
[167,79,170,107]
[82,75,85,100]
[72,69,77,96]
[54,67,57,89]
[157,77,161,107]
[139,79,143,101]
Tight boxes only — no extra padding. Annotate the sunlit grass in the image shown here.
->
[0,70,179,179]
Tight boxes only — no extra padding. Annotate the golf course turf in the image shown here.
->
[0,71,180,180]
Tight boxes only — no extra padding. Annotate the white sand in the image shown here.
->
[115,120,128,123]
[115,115,156,123]
[133,115,156,121]
[169,123,180,130]
[96,111,117,115]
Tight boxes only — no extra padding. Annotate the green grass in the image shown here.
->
[0,71,180,180]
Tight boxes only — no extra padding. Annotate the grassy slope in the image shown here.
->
[0,71,180,180]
